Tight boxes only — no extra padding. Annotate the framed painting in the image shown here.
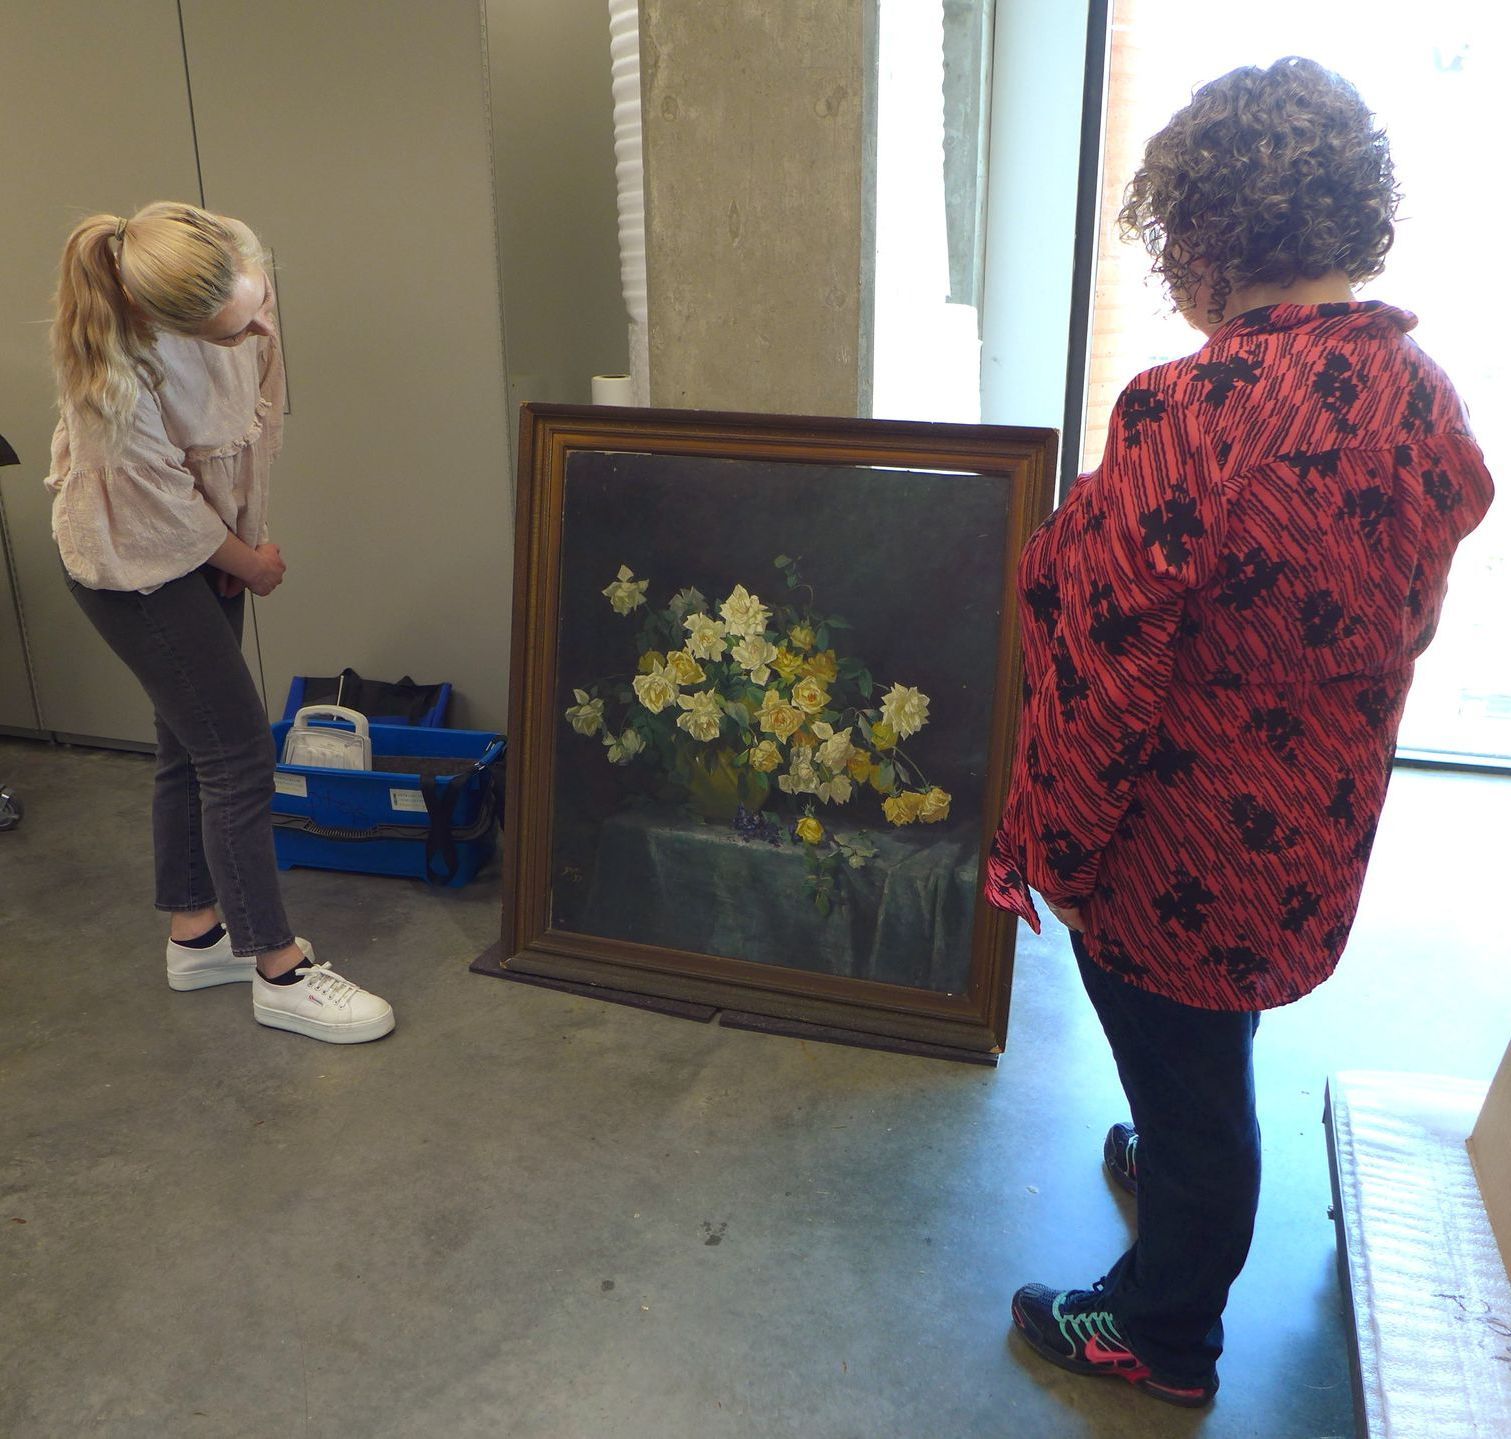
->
[492,405,1056,1059]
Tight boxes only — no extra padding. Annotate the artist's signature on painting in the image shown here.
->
[1435,1292,1511,1364]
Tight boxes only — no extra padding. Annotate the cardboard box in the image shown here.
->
[1467,1038,1511,1277]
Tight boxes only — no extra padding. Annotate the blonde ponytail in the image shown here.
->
[52,214,157,450]
[51,201,267,451]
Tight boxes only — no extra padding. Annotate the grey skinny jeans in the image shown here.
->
[66,565,295,957]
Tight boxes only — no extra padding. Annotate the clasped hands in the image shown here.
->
[215,541,285,598]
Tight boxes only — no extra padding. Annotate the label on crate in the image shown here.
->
[389,789,427,813]
[274,772,307,797]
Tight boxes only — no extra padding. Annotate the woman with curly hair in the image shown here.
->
[987,57,1492,1406]
[48,202,394,1044]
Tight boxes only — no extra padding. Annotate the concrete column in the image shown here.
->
[640,1,869,416]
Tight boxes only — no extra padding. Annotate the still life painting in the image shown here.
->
[500,406,1055,1056]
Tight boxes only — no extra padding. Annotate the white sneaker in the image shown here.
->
[167,931,312,991]
[252,943,394,1044]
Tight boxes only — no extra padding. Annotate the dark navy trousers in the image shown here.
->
[1072,931,1263,1383]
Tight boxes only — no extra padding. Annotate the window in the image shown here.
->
[1080,0,1511,764]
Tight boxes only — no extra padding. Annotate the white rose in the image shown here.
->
[719,584,772,640]
[778,743,821,796]
[603,728,646,764]
[880,683,930,739]
[815,772,853,806]
[730,634,779,686]
[812,722,857,773]
[633,662,679,715]
[684,612,729,661]
[601,564,649,616]
[675,687,724,743]
[564,689,604,736]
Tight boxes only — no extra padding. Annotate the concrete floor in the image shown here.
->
[1,736,1507,1439]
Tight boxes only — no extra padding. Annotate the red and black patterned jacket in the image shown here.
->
[986,302,1494,1011]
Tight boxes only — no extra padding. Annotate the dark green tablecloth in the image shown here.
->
[567,807,979,993]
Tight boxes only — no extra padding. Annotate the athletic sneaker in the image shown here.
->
[1010,1282,1218,1408]
[167,931,314,991]
[1104,1121,1139,1196]
[252,944,394,1044]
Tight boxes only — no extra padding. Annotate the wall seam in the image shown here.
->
[477,0,518,504]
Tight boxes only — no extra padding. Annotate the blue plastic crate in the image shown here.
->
[271,721,504,887]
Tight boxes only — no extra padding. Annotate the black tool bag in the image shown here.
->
[285,669,451,727]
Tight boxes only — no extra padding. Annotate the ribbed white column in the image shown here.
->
[608,0,649,405]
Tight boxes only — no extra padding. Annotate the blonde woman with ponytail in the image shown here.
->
[47,201,393,1044]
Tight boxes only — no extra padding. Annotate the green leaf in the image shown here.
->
[857,670,874,699]
[858,714,873,742]
[877,761,896,792]
[816,625,830,649]
[815,892,831,918]
[774,554,791,568]
[786,573,798,588]
[827,616,852,629]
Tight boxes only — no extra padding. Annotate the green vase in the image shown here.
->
[685,747,769,823]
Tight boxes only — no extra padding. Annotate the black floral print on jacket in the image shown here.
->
[987,302,1494,1011]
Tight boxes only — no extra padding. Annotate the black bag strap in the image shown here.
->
[419,736,506,885]
[420,772,466,884]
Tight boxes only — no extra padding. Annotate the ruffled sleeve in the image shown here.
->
[47,385,229,593]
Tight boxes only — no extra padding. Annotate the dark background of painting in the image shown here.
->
[549,449,1013,937]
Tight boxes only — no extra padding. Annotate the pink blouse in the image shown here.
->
[46,327,284,592]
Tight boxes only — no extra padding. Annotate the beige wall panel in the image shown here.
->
[0,0,202,743]
[181,0,513,731]
[641,0,866,415]
[0,496,40,731]
[486,0,627,437]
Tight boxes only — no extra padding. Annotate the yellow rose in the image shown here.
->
[772,648,805,682]
[918,787,951,823]
[665,649,706,686]
[749,740,783,773]
[788,624,816,652]
[883,791,926,826]
[637,650,665,674]
[795,816,824,845]
[755,687,805,742]
[791,677,830,715]
[847,750,872,782]
[870,721,897,752]
[801,648,838,684]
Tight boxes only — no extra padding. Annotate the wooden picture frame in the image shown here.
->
[491,405,1056,1060]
